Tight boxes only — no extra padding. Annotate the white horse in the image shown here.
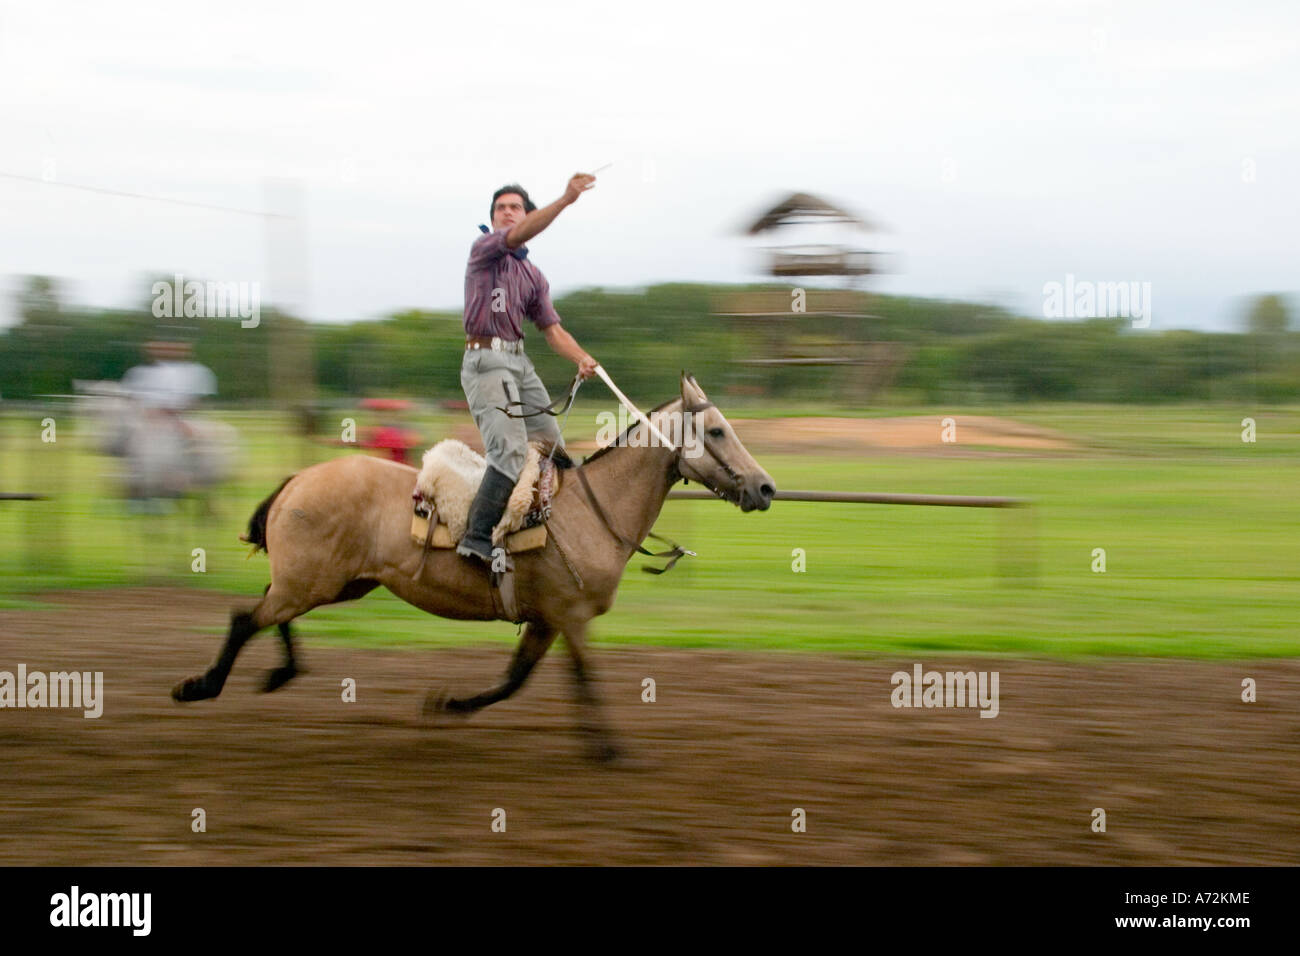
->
[73,380,239,505]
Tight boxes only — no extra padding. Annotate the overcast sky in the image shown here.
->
[1,0,1296,332]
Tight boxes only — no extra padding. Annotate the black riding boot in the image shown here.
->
[456,466,516,563]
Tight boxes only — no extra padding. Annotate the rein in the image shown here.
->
[573,465,695,575]
[497,373,582,420]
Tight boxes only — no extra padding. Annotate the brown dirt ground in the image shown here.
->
[733,415,1075,453]
[454,415,1074,457]
[1,588,1296,866]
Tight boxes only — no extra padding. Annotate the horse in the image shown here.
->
[170,373,776,761]
[73,379,238,507]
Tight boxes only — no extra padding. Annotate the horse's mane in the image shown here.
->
[582,397,678,465]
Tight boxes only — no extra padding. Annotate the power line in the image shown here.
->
[0,171,291,219]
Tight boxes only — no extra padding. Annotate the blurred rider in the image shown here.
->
[122,340,217,438]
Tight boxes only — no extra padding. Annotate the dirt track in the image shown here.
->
[2,589,1297,865]
[452,414,1075,457]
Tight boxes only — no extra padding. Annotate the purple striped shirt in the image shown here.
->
[463,227,561,340]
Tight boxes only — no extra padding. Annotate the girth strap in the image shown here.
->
[490,568,521,623]
[411,502,438,581]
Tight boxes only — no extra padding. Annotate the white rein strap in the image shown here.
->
[593,365,677,451]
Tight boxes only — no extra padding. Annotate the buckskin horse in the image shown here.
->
[171,374,776,761]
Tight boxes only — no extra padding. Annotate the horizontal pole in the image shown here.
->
[733,357,869,366]
[0,494,48,501]
[668,489,1028,508]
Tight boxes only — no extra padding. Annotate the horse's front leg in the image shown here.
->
[561,620,622,764]
[426,620,557,717]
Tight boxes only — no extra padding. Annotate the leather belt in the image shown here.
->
[466,335,524,354]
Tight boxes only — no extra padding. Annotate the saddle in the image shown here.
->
[409,439,563,554]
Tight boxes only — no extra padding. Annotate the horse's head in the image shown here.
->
[674,372,776,512]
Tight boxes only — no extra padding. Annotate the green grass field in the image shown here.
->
[1,403,1296,659]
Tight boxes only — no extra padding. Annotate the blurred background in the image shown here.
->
[2,0,1300,671]
[1,0,1298,866]
[1,0,1297,646]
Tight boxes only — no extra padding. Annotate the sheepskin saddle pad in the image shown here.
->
[411,439,562,546]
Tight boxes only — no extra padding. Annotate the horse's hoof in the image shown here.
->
[260,665,300,694]
[588,744,647,769]
[585,740,624,765]
[423,691,471,722]
[423,691,453,717]
[171,677,211,702]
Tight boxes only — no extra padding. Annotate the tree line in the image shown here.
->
[1,276,1294,404]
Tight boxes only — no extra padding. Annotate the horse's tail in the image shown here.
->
[239,475,295,552]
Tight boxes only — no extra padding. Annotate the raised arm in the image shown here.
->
[505,173,595,249]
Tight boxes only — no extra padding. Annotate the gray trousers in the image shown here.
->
[460,347,564,483]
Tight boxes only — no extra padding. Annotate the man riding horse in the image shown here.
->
[456,173,600,564]
[172,176,779,761]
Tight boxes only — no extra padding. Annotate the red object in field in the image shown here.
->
[360,398,413,411]
[361,425,422,465]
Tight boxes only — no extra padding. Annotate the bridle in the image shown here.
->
[674,399,744,504]
[498,377,744,577]
[572,397,746,575]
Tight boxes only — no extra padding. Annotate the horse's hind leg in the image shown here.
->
[172,581,316,703]
[260,621,302,694]
[426,621,557,717]
[171,607,262,702]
